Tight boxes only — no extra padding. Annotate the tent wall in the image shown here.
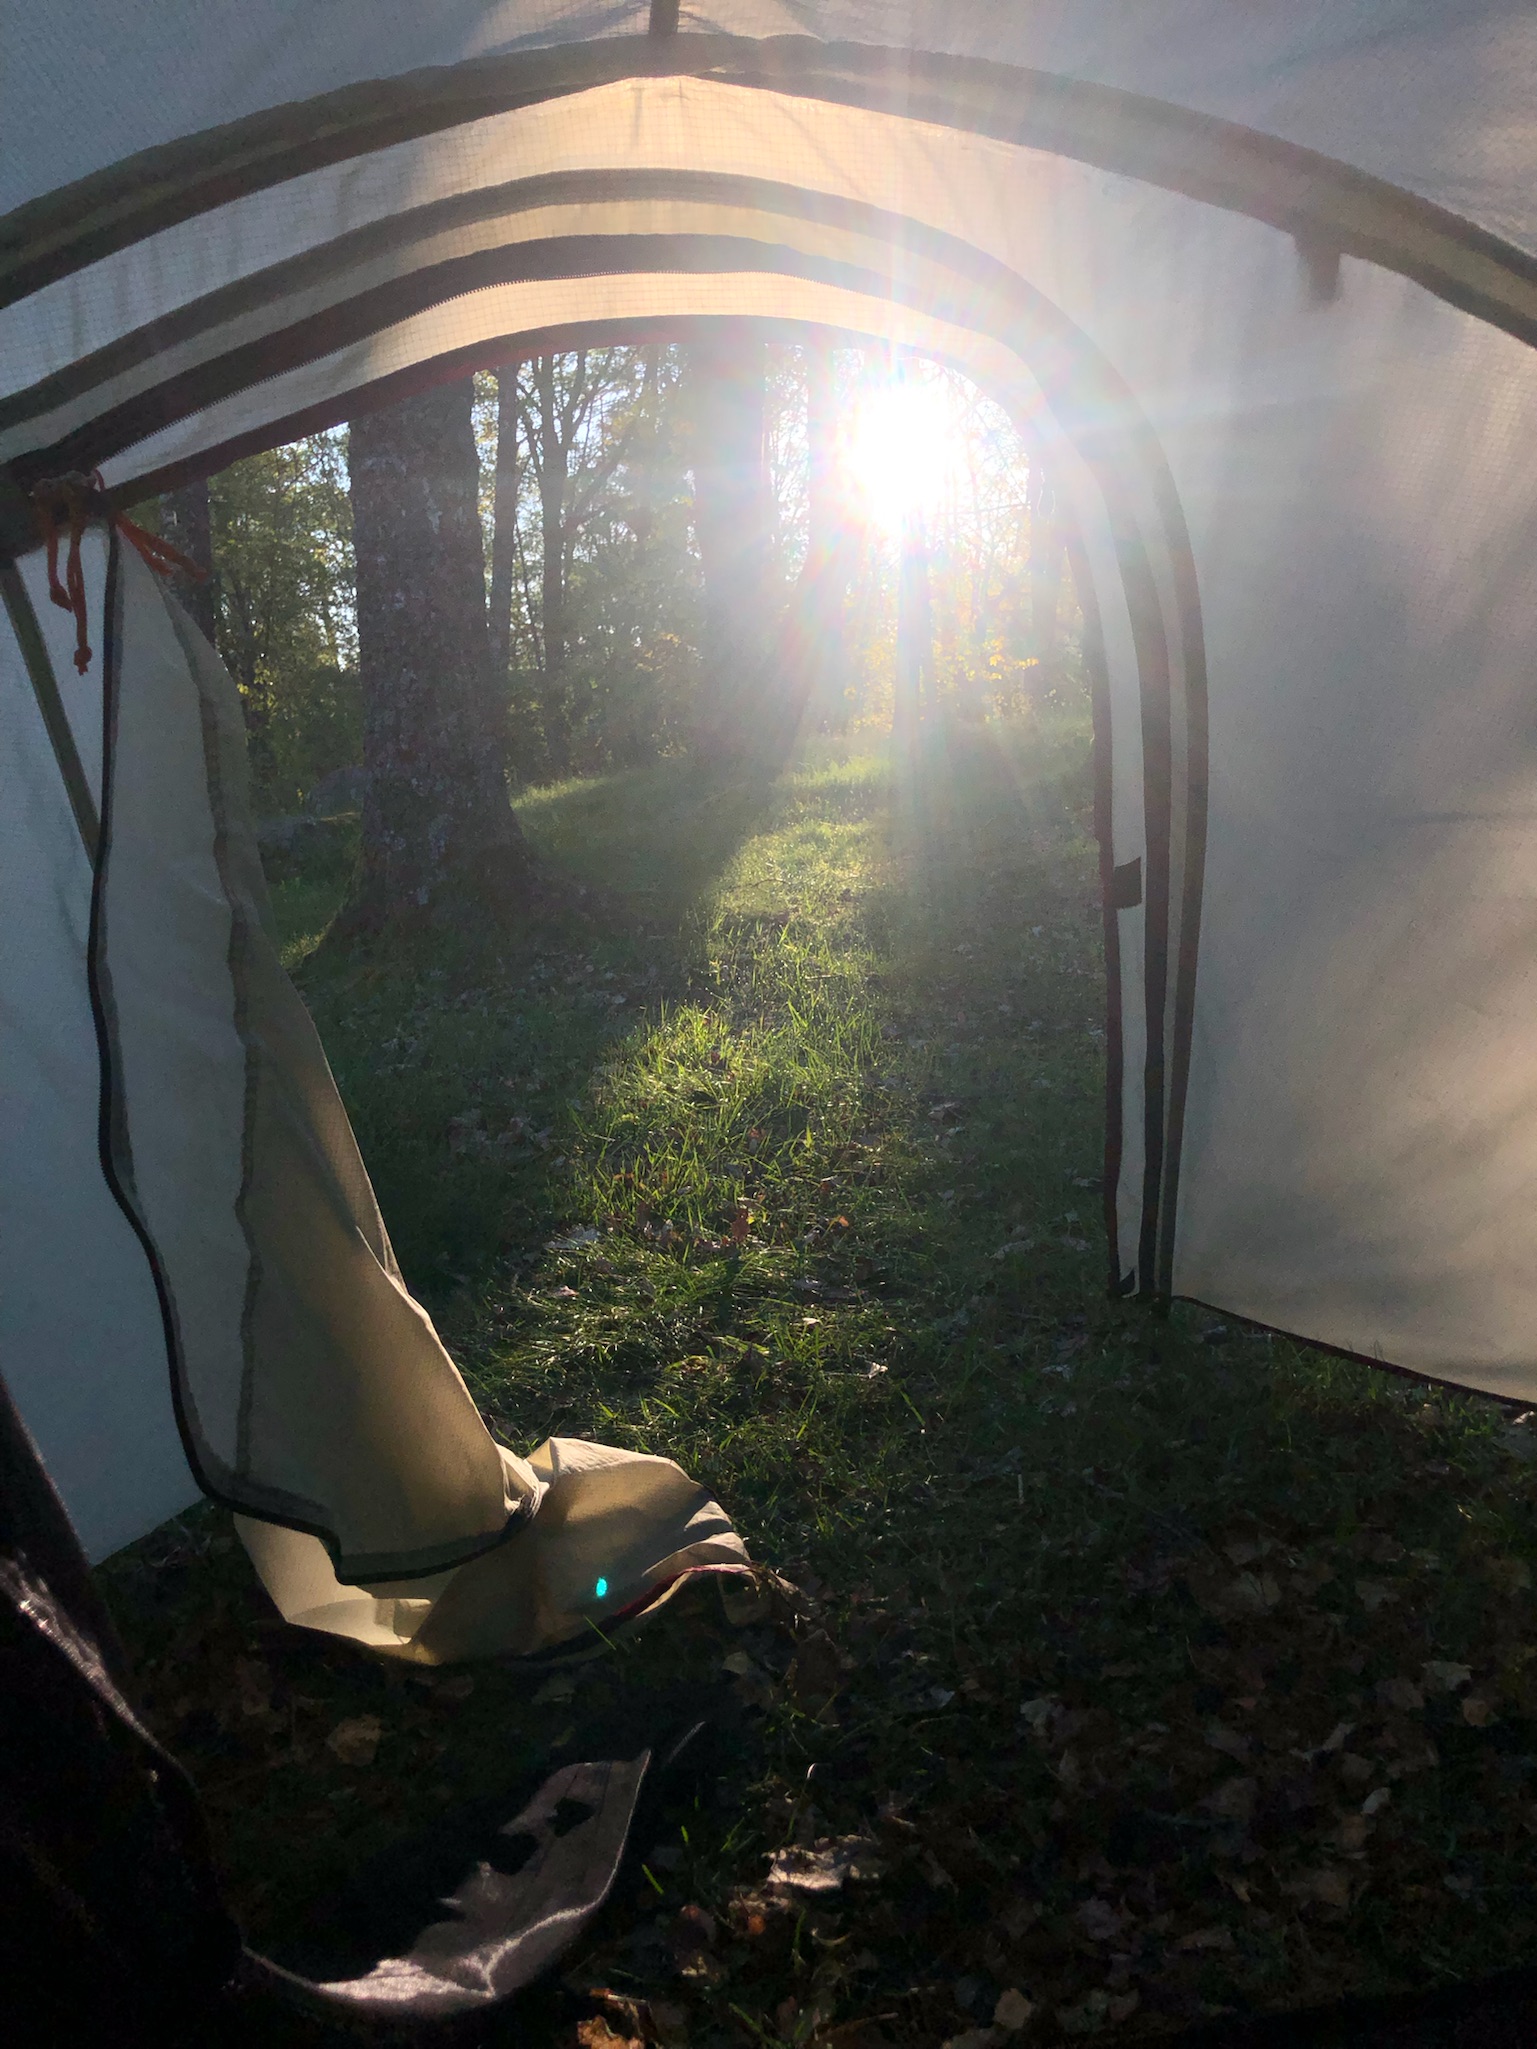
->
[0,537,199,1558]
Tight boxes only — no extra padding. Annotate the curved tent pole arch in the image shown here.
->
[7,35,1537,349]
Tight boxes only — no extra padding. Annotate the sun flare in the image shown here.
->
[845,371,959,532]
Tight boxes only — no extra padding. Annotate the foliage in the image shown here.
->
[207,432,357,812]
[192,346,1070,807]
[100,719,1537,2045]
[475,350,703,780]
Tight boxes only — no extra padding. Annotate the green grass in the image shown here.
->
[99,712,1537,2044]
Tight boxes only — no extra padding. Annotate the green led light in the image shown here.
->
[594,1577,608,1599]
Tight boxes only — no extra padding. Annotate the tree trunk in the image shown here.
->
[535,354,572,776]
[797,342,850,732]
[690,323,774,761]
[345,377,532,931]
[1029,463,1064,697]
[894,514,933,746]
[488,366,520,686]
[159,477,219,644]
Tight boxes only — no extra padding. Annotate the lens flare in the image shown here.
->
[594,1577,608,1599]
[845,373,957,533]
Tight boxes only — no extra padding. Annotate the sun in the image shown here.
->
[844,369,959,533]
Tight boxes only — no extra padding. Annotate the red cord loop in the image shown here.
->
[31,471,208,675]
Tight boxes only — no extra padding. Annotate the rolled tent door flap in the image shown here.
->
[12,528,747,1655]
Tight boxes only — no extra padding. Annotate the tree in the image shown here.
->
[894,512,935,744]
[345,377,533,931]
[689,324,775,761]
[487,365,521,685]
[203,436,356,811]
[158,478,219,645]
[785,341,854,736]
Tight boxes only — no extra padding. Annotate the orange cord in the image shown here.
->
[32,471,208,675]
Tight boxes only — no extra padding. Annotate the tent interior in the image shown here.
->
[8,0,1537,2035]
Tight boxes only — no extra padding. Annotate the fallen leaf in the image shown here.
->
[1376,1676,1423,1713]
[1487,1556,1533,1595]
[1191,1568,1282,1619]
[673,1903,716,1950]
[1362,1786,1392,1816]
[1356,1579,1397,1613]
[1205,1723,1251,1761]
[1001,1898,1042,1941]
[547,1227,601,1252]
[532,1670,576,1705]
[1056,1991,1115,2036]
[1075,1897,1125,1942]
[1333,1813,1372,1852]
[1285,1867,1353,1910]
[577,2020,640,2049]
[942,2032,1000,2049]
[434,1672,474,1701]
[765,1836,883,1898]
[1462,1695,1500,1727]
[1203,1776,1258,1825]
[1020,1697,1058,1732]
[994,1988,1034,2032]
[325,1714,383,1766]
[648,2000,689,2047]
[1422,1660,1473,1694]
[1176,1926,1234,1952]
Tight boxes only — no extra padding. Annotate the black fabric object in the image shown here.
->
[0,1373,240,2044]
[0,1369,653,2041]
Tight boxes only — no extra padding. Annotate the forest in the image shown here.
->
[171,341,1062,829]
[104,340,1537,2046]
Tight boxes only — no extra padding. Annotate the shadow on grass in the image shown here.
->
[274,754,830,1295]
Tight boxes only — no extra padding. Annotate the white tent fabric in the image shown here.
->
[5,3,1537,1648]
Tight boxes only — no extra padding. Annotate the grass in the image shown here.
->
[98,708,1537,2044]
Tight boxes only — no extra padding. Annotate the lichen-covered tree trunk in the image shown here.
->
[345,378,532,930]
[690,324,774,762]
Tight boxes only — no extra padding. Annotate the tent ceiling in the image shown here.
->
[5,5,1536,249]
[5,53,1537,506]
